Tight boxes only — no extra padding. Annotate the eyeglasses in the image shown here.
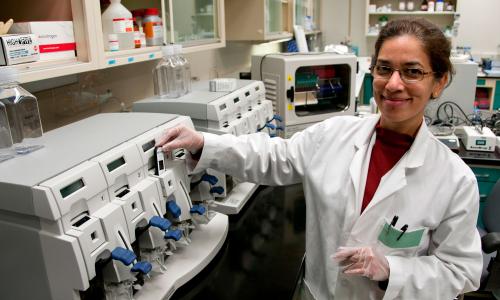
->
[370,65,435,83]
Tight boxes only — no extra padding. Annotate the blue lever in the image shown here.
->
[265,122,276,130]
[131,261,152,274]
[210,186,225,195]
[190,204,206,215]
[149,216,172,231]
[273,114,283,122]
[166,200,181,218]
[202,174,218,185]
[165,229,183,241]
[111,247,136,266]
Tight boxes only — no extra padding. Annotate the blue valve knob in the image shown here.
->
[165,229,183,241]
[131,261,152,274]
[190,204,206,215]
[210,186,225,195]
[149,216,172,231]
[166,200,181,218]
[202,174,218,185]
[273,114,283,122]
[111,247,136,266]
[265,122,276,130]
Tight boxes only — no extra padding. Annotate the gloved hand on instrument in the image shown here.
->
[156,125,204,156]
[332,246,390,281]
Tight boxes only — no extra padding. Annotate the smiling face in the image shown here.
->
[373,35,448,136]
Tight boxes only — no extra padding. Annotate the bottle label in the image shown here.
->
[144,21,163,39]
[113,18,134,33]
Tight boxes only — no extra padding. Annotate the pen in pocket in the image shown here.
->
[386,215,399,235]
[397,224,408,241]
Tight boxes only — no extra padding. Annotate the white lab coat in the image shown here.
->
[193,115,482,300]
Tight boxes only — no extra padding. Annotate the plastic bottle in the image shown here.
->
[171,44,186,96]
[132,9,145,31]
[398,1,406,11]
[407,1,415,11]
[435,0,444,12]
[153,46,181,98]
[172,44,191,95]
[108,34,119,51]
[0,67,43,157]
[427,0,435,12]
[101,0,135,50]
[139,27,146,48]
[143,8,164,46]
[420,0,428,11]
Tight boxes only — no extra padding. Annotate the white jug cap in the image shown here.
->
[161,45,174,56]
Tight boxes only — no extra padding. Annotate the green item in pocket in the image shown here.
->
[378,222,424,249]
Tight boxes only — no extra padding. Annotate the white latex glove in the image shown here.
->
[333,246,390,281]
[155,125,204,155]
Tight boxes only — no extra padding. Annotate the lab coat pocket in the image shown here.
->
[375,219,427,257]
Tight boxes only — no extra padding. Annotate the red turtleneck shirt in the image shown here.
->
[361,124,415,213]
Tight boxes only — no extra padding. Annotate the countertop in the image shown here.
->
[172,184,306,300]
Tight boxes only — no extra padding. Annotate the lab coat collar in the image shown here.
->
[353,115,380,150]
[353,115,430,169]
[403,119,430,169]
[356,117,430,215]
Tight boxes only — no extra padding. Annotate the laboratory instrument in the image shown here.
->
[133,80,275,214]
[425,60,478,122]
[0,113,228,300]
[251,53,356,138]
[455,126,496,152]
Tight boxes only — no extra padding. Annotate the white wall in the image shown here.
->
[185,41,281,80]
[320,0,500,58]
[455,0,500,57]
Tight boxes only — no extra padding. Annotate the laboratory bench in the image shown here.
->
[172,184,306,300]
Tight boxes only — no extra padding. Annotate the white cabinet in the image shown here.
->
[96,0,225,68]
[0,0,225,83]
[225,0,293,41]
[167,0,225,51]
[295,0,320,34]
[0,0,99,84]
[365,0,458,37]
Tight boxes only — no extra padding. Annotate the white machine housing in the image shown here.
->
[425,60,478,122]
[251,53,357,138]
[133,80,273,136]
[0,113,228,300]
[133,80,268,214]
[455,126,496,152]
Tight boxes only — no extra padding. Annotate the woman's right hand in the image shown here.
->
[155,125,204,156]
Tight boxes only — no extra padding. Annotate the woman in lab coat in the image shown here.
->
[156,18,482,300]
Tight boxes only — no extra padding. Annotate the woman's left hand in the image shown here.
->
[333,246,390,281]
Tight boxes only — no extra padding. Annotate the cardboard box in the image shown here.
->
[9,21,76,61]
[0,34,40,66]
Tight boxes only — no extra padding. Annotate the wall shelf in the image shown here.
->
[1,0,226,84]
